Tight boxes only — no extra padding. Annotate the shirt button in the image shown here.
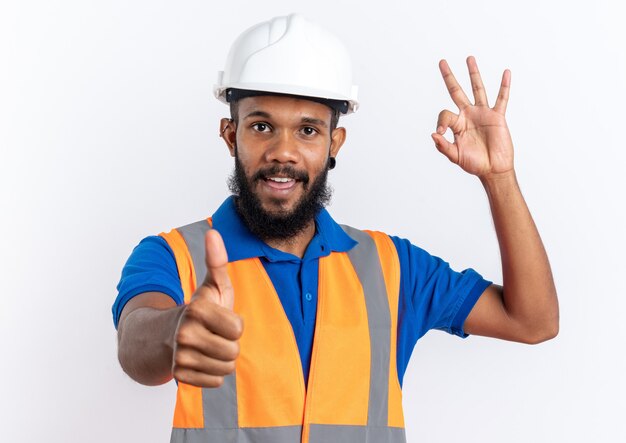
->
[305,292,313,302]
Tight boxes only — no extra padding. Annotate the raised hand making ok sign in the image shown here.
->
[431,56,514,179]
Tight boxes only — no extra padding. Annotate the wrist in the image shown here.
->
[479,169,521,205]
[479,169,517,188]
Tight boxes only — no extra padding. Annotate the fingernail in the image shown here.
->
[437,126,444,135]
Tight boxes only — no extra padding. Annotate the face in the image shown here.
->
[221,95,346,240]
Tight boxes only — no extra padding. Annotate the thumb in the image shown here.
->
[202,229,234,310]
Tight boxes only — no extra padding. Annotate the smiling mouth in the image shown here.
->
[267,176,293,183]
[263,176,298,191]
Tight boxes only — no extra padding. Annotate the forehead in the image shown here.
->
[237,95,332,123]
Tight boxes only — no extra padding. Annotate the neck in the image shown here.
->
[264,221,316,258]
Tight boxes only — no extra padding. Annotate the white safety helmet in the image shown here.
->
[214,14,359,114]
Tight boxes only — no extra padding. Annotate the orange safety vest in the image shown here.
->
[160,218,406,443]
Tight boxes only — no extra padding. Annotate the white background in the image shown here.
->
[1,1,625,442]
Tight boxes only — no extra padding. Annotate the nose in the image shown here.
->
[264,129,301,164]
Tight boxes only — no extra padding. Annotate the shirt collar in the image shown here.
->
[211,196,357,263]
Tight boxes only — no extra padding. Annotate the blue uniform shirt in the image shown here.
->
[113,197,491,386]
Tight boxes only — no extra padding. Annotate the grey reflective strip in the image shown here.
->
[170,426,302,443]
[309,424,406,443]
[176,219,239,430]
[177,220,212,287]
[202,373,238,429]
[341,225,392,429]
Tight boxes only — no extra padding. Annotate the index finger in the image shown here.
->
[439,59,472,109]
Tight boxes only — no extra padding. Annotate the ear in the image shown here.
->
[220,118,237,157]
[329,127,346,157]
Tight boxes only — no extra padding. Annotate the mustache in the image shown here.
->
[251,165,310,185]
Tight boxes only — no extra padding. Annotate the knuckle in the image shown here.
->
[185,302,205,320]
[223,360,237,374]
[208,376,224,388]
[175,327,193,347]
[213,361,234,376]
[231,316,244,338]
[186,300,218,326]
[172,367,185,381]
[215,340,238,361]
[225,340,240,360]
[172,351,189,369]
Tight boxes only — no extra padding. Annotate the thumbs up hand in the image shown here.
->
[171,229,243,388]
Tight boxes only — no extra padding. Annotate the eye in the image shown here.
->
[252,122,271,133]
[301,126,318,136]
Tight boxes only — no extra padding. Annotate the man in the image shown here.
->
[113,14,559,443]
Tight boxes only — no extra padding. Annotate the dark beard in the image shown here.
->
[227,155,332,242]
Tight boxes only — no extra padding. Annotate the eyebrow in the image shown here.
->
[301,117,328,128]
[242,111,328,129]
[243,110,272,120]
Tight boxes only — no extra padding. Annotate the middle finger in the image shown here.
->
[466,56,489,106]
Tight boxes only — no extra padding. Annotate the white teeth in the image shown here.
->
[268,177,292,183]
